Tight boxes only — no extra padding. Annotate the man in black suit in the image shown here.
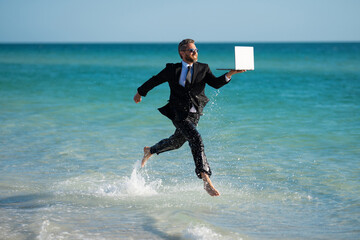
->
[134,39,245,196]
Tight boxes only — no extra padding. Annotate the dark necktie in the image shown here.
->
[185,66,191,86]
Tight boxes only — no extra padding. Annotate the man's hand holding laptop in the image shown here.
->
[226,69,247,79]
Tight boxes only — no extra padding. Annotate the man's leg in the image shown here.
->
[141,128,186,167]
[173,114,220,196]
[173,114,211,178]
[141,113,220,196]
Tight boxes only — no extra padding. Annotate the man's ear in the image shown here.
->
[179,51,184,60]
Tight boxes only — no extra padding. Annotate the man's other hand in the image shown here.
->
[134,92,142,103]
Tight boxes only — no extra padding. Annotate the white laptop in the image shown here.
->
[217,46,254,70]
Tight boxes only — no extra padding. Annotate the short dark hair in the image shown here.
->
[178,39,195,58]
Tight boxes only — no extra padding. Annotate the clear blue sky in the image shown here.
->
[0,0,359,43]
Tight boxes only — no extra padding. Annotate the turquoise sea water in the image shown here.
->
[0,42,359,239]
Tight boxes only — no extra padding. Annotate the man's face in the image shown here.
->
[181,43,198,64]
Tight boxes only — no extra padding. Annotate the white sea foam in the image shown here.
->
[184,225,222,240]
[184,225,244,240]
[37,219,106,240]
[37,220,51,240]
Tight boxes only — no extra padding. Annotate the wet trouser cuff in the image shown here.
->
[196,168,212,179]
[149,146,156,155]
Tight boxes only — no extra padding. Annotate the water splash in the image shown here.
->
[121,161,162,196]
[54,161,162,198]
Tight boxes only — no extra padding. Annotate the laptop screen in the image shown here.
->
[235,46,254,70]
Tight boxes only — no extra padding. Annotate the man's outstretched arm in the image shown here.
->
[136,64,171,99]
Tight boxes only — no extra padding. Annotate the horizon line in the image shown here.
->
[0,40,359,45]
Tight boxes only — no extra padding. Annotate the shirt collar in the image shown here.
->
[181,60,193,68]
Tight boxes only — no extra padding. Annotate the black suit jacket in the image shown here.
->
[137,62,230,121]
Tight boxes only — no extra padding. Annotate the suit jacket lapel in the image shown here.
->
[191,62,198,85]
[175,63,182,84]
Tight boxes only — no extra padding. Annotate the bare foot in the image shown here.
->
[141,147,152,167]
[201,172,220,196]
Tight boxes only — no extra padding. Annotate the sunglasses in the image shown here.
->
[184,48,199,53]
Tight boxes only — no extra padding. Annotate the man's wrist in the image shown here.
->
[225,74,232,81]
